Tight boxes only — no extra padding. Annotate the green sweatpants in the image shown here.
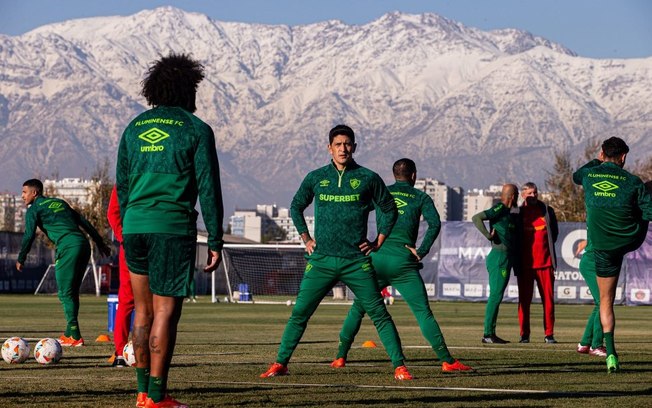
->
[579,250,604,349]
[55,240,91,338]
[276,253,405,368]
[484,249,511,337]
[337,251,453,364]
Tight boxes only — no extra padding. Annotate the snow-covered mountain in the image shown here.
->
[1,6,651,215]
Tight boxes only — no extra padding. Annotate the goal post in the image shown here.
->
[218,244,350,305]
[34,264,99,295]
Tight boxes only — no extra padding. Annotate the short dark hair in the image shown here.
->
[141,53,205,112]
[393,158,417,180]
[602,137,629,158]
[23,179,43,195]
[328,124,355,144]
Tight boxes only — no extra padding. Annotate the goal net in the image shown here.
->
[34,264,100,295]
[221,244,350,304]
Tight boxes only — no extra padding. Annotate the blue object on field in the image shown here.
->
[238,283,251,301]
[107,294,135,332]
[107,295,118,332]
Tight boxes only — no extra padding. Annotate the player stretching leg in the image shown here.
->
[573,137,652,373]
[331,158,472,373]
[261,125,412,380]
[17,179,110,347]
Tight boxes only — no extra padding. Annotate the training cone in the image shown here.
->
[362,340,377,348]
[96,334,111,342]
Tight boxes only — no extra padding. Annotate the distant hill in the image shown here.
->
[1,6,651,213]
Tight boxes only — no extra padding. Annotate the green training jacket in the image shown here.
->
[376,180,441,259]
[291,160,397,259]
[573,159,652,251]
[18,196,104,264]
[116,106,224,251]
[472,202,519,252]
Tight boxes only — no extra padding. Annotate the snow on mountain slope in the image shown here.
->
[1,6,650,215]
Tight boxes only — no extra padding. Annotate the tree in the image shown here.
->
[544,139,599,222]
[633,156,652,183]
[77,158,113,242]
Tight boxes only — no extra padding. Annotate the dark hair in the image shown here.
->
[393,158,417,180]
[141,53,205,112]
[602,137,629,158]
[23,179,43,195]
[328,124,355,144]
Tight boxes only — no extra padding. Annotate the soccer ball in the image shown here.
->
[34,338,62,365]
[122,341,136,367]
[2,337,30,364]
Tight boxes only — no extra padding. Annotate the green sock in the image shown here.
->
[604,332,617,357]
[68,323,81,340]
[148,376,166,403]
[336,340,350,360]
[136,368,150,394]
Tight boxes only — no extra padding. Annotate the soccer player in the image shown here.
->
[330,158,473,372]
[573,137,652,373]
[116,53,224,408]
[472,184,520,344]
[260,124,413,380]
[16,179,111,347]
[517,182,559,344]
[107,185,134,367]
[575,240,607,358]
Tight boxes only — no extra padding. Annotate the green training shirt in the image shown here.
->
[291,160,397,259]
[116,106,224,251]
[472,202,518,252]
[573,159,652,251]
[18,196,104,264]
[376,180,441,259]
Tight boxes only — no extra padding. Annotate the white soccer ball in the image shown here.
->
[122,341,136,367]
[34,338,62,365]
[286,300,292,307]
[2,337,30,364]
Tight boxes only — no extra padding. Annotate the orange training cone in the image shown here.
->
[362,340,377,348]
[96,334,111,342]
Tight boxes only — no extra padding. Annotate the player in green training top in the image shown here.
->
[260,125,413,380]
[330,158,473,373]
[16,179,110,347]
[472,184,519,344]
[573,137,652,373]
[116,53,224,408]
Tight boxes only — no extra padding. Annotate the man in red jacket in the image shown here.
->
[107,185,135,367]
[517,182,558,344]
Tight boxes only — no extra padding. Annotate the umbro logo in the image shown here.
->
[138,128,169,144]
[138,128,169,152]
[592,180,618,198]
[394,197,408,208]
[592,180,619,192]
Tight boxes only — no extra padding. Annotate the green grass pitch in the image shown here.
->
[1,295,651,407]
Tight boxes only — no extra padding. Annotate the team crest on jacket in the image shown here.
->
[319,179,330,187]
[350,178,361,189]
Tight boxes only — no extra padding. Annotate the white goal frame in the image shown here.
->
[214,244,351,305]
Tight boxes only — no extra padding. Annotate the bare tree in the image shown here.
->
[544,138,600,222]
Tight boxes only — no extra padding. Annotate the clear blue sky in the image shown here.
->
[0,0,650,59]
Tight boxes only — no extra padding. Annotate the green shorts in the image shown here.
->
[593,249,624,278]
[123,233,196,297]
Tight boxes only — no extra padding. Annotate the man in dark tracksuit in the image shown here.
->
[331,158,473,373]
[260,125,413,380]
[472,184,519,344]
[117,54,224,408]
[573,136,652,373]
[17,179,110,347]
